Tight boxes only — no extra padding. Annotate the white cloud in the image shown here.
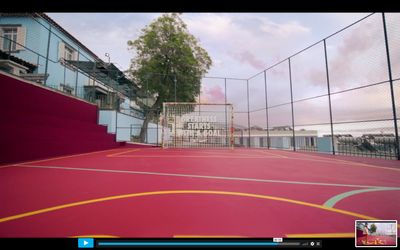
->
[47,13,161,69]
[259,20,310,37]
[182,13,313,77]
[184,13,232,38]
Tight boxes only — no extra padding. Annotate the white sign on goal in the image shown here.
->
[162,102,234,148]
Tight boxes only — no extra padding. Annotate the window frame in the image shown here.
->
[64,45,74,61]
[59,42,78,72]
[1,26,18,52]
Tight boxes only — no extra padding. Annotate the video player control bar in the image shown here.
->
[77,239,322,248]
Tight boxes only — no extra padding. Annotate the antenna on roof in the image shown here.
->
[104,53,110,64]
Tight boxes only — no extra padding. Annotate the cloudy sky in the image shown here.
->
[47,12,370,78]
[47,13,400,132]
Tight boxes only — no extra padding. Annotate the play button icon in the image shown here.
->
[78,238,94,248]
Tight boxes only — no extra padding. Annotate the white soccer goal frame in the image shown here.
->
[161,102,234,149]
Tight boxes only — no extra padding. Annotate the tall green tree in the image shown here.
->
[369,224,377,234]
[127,13,212,142]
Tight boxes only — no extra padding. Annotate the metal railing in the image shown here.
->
[200,13,400,160]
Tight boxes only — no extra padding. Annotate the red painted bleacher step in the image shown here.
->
[0,72,123,165]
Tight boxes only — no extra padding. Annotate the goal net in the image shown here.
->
[162,102,234,148]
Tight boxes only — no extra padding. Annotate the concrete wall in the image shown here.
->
[317,137,333,153]
[99,110,116,133]
[99,110,161,144]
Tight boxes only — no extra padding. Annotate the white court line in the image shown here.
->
[12,164,400,189]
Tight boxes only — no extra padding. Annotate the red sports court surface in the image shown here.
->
[0,147,399,238]
[356,235,397,246]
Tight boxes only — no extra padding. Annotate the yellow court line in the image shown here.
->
[305,153,399,168]
[17,148,123,165]
[174,235,246,238]
[106,149,140,157]
[279,151,400,172]
[111,155,280,159]
[281,156,400,172]
[198,150,286,158]
[158,149,288,158]
[340,161,400,172]
[108,149,283,158]
[253,149,288,158]
[188,151,265,157]
[281,151,354,162]
[280,151,339,160]
[279,151,371,165]
[0,190,390,225]
[286,233,354,238]
[118,148,397,168]
[179,152,283,158]
[71,235,119,238]
[117,149,278,158]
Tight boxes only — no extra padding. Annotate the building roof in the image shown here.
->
[66,60,139,96]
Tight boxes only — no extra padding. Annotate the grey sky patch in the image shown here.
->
[230,50,266,70]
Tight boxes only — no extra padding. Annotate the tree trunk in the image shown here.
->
[139,112,153,143]
[139,97,162,143]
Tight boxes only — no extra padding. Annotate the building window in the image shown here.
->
[0,26,26,52]
[58,42,78,69]
[58,42,78,72]
[2,27,17,51]
[64,45,74,61]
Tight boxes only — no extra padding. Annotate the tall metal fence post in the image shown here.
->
[146,77,149,107]
[382,13,400,160]
[174,111,177,147]
[115,109,118,142]
[92,62,96,103]
[130,124,132,142]
[288,58,296,151]
[97,107,100,125]
[7,39,11,60]
[146,118,148,144]
[323,39,336,155]
[36,54,40,68]
[246,79,251,147]
[156,119,159,146]
[174,75,177,102]
[74,48,80,97]
[199,79,202,115]
[224,78,228,146]
[145,77,149,144]
[43,25,51,86]
[263,70,270,149]
[161,103,165,148]
[198,86,201,103]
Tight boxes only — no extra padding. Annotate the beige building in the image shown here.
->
[234,126,318,150]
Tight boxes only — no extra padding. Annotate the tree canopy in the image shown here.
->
[369,224,377,234]
[127,13,212,141]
